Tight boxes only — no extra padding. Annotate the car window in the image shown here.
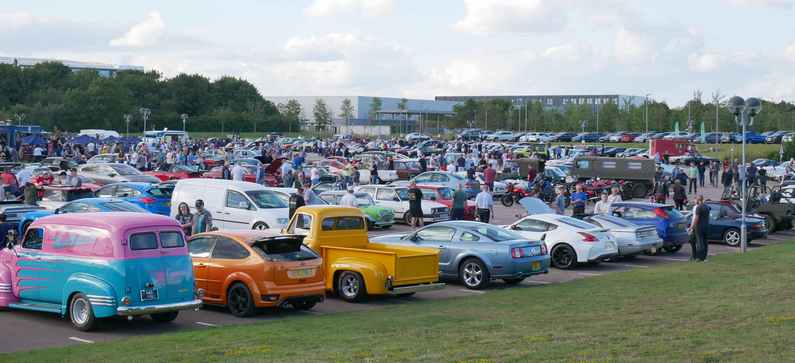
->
[515,218,549,232]
[414,174,432,183]
[291,214,312,233]
[188,237,215,258]
[557,217,598,230]
[211,237,250,259]
[460,232,480,242]
[96,185,116,197]
[160,231,185,248]
[246,190,287,209]
[115,186,141,198]
[148,185,174,198]
[130,232,158,251]
[321,217,364,231]
[376,189,397,201]
[227,190,252,210]
[470,225,525,242]
[623,207,656,219]
[59,202,88,213]
[22,228,44,250]
[415,226,456,241]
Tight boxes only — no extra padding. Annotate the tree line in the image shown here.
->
[0,62,298,134]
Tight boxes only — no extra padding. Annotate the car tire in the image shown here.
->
[502,277,525,285]
[227,283,256,317]
[723,228,741,247]
[763,215,777,234]
[337,271,367,302]
[252,222,268,230]
[69,293,97,331]
[150,311,179,323]
[662,244,682,253]
[403,213,412,225]
[632,183,648,199]
[459,258,489,290]
[551,244,577,269]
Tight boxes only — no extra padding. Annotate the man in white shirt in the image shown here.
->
[231,163,246,181]
[474,185,494,223]
[280,161,294,187]
[607,186,623,204]
[339,187,357,207]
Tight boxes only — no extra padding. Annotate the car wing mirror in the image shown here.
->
[540,233,546,242]
[393,197,400,202]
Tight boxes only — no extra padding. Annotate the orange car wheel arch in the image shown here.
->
[221,272,260,305]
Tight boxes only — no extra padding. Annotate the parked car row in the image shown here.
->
[457,129,794,144]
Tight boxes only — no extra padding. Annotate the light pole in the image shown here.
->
[644,93,651,134]
[727,96,762,254]
[14,113,25,126]
[181,113,188,133]
[124,114,131,137]
[139,107,151,134]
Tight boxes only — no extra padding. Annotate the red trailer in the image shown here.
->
[649,139,693,160]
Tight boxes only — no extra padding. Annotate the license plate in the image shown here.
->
[532,261,541,270]
[529,246,541,256]
[140,288,159,301]
[287,268,316,279]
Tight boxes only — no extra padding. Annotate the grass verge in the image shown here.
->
[5,243,795,362]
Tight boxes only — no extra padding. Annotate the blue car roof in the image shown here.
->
[610,201,674,209]
[105,182,156,191]
[70,197,128,205]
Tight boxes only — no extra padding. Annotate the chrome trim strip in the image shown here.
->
[117,299,202,316]
[86,294,113,299]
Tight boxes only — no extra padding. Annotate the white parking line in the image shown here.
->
[68,337,94,344]
[612,263,649,269]
[655,257,690,262]
[576,272,603,277]
[525,280,552,285]
[195,322,219,327]
[458,289,486,294]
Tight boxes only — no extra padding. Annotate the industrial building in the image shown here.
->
[435,94,646,110]
[0,57,144,77]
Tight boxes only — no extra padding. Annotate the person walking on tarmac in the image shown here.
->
[688,195,710,262]
[288,186,306,219]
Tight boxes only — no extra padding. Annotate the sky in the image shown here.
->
[1,0,795,107]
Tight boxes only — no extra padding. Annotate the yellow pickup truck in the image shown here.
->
[283,206,444,302]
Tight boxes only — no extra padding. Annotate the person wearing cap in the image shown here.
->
[340,187,357,207]
[191,199,213,235]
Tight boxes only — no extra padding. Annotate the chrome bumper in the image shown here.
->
[116,299,202,316]
[387,283,446,295]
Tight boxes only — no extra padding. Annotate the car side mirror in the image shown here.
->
[54,208,62,214]
[108,173,117,178]
[393,197,400,202]
[540,233,546,242]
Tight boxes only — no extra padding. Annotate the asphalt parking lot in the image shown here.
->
[0,184,786,353]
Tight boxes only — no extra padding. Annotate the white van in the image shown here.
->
[170,179,290,230]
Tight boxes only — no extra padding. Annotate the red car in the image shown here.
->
[202,165,257,183]
[417,184,476,220]
[620,133,640,143]
[145,164,202,181]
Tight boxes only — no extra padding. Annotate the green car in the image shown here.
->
[318,191,395,229]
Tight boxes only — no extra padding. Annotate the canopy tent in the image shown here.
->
[20,134,48,146]
[100,136,119,144]
[70,134,97,145]
[119,136,141,145]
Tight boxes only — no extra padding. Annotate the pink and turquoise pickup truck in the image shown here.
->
[0,213,202,331]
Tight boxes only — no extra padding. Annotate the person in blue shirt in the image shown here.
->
[570,184,588,217]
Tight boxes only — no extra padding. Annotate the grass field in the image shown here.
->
[5,243,795,362]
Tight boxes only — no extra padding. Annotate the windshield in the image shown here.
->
[148,185,174,198]
[468,225,524,242]
[246,190,288,209]
[395,188,409,200]
[594,215,636,228]
[395,160,420,169]
[109,164,141,176]
[100,201,147,212]
[353,194,375,206]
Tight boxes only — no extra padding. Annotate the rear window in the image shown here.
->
[160,231,185,248]
[662,207,684,220]
[252,240,318,262]
[148,185,174,198]
[321,216,364,231]
[130,232,158,250]
[557,216,598,230]
[100,201,147,212]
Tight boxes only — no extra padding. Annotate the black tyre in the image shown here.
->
[69,293,97,331]
[459,258,490,289]
[632,183,649,199]
[227,283,256,317]
[723,228,741,247]
[763,214,776,234]
[551,244,577,269]
[403,213,412,225]
[293,301,317,310]
[337,271,367,302]
[151,311,179,323]
[662,244,683,253]
[252,222,269,230]
[501,194,515,207]
[502,277,526,285]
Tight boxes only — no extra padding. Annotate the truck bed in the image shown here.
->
[322,243,440,288]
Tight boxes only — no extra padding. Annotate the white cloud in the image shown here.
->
[542,44,586,63]
[110,11,165,48]
[785,43,795,62]
[688,52,723,72]
[283,33,358,61]
[455,0,566,34]
[0,11,37,30]
[727,0,792,8]
[304,0,393,17]
[614,27,655,65]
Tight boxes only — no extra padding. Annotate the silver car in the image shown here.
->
[77,163,161,185]
[583,214,663,257]
[371,221,550,290]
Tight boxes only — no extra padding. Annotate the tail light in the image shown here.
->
[752,223,762,230]
[138,197,157,204]
[578,232,598,242]
[511,247,526,258]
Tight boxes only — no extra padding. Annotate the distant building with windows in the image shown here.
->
[264,96,460,131]
[435,94,646,110]
[0,56,144,77]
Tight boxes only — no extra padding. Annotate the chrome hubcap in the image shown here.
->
[463,263,482,286]
[727,231,740,245]
[254,224,266,230]
[341,275,359,297]
[72,298,89,325]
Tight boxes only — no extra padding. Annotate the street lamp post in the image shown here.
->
[14,113,25,126]
[181,114,188,133]
[727,96,762,254]
[644,93,651,134]
[139,107,151,134]
[124,114,131,137]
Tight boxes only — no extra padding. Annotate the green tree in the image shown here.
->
[369,97,382,123]
[397,98,408,132]
[339,98,355,127]
[313,99,332,132]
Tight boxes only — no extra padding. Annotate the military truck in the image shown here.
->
[571,156,655,200]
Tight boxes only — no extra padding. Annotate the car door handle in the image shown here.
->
[437,245,446,249]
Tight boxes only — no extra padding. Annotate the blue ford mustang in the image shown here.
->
[608,202,689,253]
[703,201,767,247]
[19,198,148,235]
[371,221,550,290]
[95,182,173,215]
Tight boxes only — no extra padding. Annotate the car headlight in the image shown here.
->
[277,218,289,225]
